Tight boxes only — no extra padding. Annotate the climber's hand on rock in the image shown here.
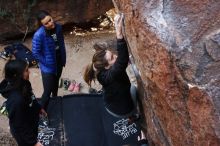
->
[114,13,124,39]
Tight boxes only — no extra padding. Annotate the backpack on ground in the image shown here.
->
[3,43,38,67]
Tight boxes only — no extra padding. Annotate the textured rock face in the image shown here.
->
[0,0,113,42]
[113,0,220,145]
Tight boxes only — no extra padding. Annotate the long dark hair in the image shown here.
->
[4,59,31,97]
[36,10,50,27]
[83,40,117,87]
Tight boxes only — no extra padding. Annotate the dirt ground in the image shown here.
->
[0,29,136,145]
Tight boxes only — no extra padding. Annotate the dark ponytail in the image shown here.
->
[4,59,29,96]
[4,59,27,84]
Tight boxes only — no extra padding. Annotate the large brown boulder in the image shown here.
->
[0,0,113,42]
[113,0,220,145]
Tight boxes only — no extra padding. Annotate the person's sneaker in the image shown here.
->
[63,79,71,90]
[97,89,103,94]
[68,80,76,91]
[58,78,63,88]
[73,82,81,93]
[0,51,7,60]
[88,87,97,94]
[0,102,8,116]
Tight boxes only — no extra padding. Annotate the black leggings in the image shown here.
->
[40,67,62,110]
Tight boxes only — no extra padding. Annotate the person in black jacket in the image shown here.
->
[84,14,136,118]
[0,59,46,146]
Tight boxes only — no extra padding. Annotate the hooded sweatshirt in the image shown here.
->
[0,79,41,146]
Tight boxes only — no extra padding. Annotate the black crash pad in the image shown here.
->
[38,94,141,146]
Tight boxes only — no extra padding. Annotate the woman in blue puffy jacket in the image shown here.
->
[32,10,66,110]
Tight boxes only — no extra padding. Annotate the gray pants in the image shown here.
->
[105,85,138,118]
